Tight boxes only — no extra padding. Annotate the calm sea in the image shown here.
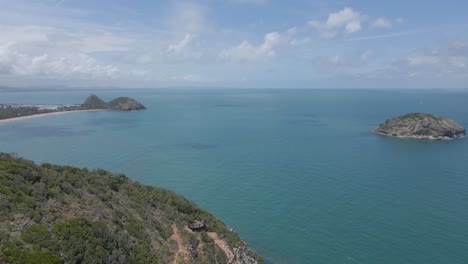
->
[1,89,467,263]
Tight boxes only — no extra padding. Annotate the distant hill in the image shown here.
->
[81,95,108,110]
[81,95,146,111]
[108,97,146,111]
[0,153,262,264]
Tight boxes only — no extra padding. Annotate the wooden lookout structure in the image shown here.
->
[188,220,206,231]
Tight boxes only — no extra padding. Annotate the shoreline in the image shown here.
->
[0,109,107,123]
[372,130,465,140]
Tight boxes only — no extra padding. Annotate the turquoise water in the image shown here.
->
[1,89,468,263]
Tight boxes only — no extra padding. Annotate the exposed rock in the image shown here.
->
[373,113,465,140]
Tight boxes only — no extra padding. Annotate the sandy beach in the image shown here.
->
[0,109,106,123]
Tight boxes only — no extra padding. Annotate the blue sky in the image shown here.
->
[0,0,467,89]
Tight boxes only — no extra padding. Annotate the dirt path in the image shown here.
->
[170,224,190,264]
[207,232,235,263]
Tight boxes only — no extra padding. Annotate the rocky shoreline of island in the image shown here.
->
[373,130,465,140]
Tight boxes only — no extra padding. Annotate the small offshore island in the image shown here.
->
[0,153,262,263]
[373,113,466,140]
[0,95,146,122]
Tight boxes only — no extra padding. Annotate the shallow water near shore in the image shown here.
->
[1,89,468,263]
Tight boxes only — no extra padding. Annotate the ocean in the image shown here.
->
[1,89,467,263]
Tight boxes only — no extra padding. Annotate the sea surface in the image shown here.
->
[1,89,468,263]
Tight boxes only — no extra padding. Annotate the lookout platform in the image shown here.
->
[188,221,206,231]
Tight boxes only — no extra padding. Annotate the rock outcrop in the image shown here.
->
[373,113,465,140]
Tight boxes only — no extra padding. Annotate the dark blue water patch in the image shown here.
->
[287,119,324,126]
[214,104,244,108]
[0,124,95,138]
[86,116,138,128]
[176,142,218,150]
[287,113,324,126]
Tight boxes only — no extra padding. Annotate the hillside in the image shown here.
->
[108,97,147,111]
[0,153,261,264]
[80,95,108,110]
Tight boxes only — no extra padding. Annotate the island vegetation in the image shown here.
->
[0,95,146,121]
[373,112,465,140]
[0,153,261,264]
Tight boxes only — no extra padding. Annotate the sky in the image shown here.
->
[0,0,467,89]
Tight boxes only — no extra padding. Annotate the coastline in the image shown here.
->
[372,130,465,140]
[0,109,107,123]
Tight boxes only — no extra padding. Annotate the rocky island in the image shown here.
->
[0,153,262,263]
[373,113,465,140]
[0,94,146,122]
[81,95,146,111]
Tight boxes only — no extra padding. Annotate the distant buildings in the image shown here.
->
[0,104,79,110]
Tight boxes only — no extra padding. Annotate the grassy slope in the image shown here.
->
[0,153,261,264]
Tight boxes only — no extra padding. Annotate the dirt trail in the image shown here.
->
[207,232,235,263]
[170,224,190,264]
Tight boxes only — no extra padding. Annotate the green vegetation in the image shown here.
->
[0,106,51,120]
[80,95,108,110]
[399,113,441,121]
[0,153,261,263]
[0,105,80,120]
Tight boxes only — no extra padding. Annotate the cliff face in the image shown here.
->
[81,95,146,111]
[0,153,262,264]
[373,113,465,140]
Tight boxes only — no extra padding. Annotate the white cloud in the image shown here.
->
[345,20,361,33]
[0,42,121,80]
[0,25,132,54]
[0,25,146,82]
[309,8,401,38]
[287,27,298,35]
[360,50,373,61]
[326,7,363,32]
[229,0,268,4]
[167,34,194,54]
[371,18,393,29]
[329,54,347,65]
[219,32,281,62]
[308,7,365,37]
[166,3,213,34]
[290,37,311,46]
[171,74,203,82]
[130,34,202,64]
[365,42,468,80]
